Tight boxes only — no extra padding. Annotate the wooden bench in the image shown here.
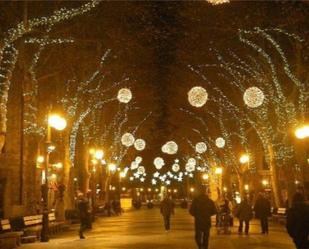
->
[0,219,23,248]
[272,207,287,225]
[22,215,43,243]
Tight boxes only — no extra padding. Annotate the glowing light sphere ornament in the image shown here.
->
[162,141,178,155]
[172,164,180,173]
[137,166,145,175]
[188,86,208,108]
[135,156,142,164]
[195,142,207,154]
[134,139,146,151]
[243,87,265,108]
[215,137,225,148]
[131,161,139,170]
[117,88,132,103]
[154,157,165,170]
[121,132,135,147]
[187,158,197,166]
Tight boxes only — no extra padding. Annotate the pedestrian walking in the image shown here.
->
[160,195,175,232]
[77,193,89,239]
[236,197,253,235]
[189,186,217,249]
[254,193,271,234]
[287,192,309,249]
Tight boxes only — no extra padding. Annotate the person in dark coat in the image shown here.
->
[237,197,253,235]
[160,195,175,232]
[254,193,271,234]
[287,192,309,249]
[189,186,217,249]
[77,193,89,239]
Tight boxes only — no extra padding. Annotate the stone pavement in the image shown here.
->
[21,208,295,249]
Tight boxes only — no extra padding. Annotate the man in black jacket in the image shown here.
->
[254,193,271,234]
[189,186,217,249]
[287,192,309,249]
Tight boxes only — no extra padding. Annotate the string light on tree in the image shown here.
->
[195,142,207,154]
[135,156,143,164]
[121,132,135,147]
[134,139,146,151]
[137,166,145,175]
[243,87,265,108]
[188,86,208,107]
[215,137,225,148]
[117,88,132,103]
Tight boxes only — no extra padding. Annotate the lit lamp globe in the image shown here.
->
[95,149,104,160]
[117,88,132,103]
[135,156,143,164]
[187,158,197,166]
[131,161,139,170]
[188,86,208,108]
[240,154,250,164]
[48,114,67,130]
[185,163,195,172]
[295,125,309,139]
[108,163,117,172]
[215,167,223,175]
[215,137,225,148]
[37,156,44,163]
[134,139,146,151]
[243,87,265,108]
[121,132,135,147]
[195,142,207,154]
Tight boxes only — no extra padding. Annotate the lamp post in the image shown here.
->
[41,114,66,242]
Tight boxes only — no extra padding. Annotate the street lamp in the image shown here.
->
[295,125,309,139]
[41,114,66,242]
[239,154,250,164]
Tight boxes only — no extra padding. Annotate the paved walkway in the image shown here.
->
[21,208,295,249]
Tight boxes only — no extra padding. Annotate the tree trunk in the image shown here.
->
[267,144,282,208]
[237,173,245,199]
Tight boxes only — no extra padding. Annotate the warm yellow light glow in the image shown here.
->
[173,189,178,193]
[48,114,67,131]
[295,125,309,139]
[122,187,126,191]
[223,187,227,192]
[120,172,126,178]
[140,188,144,192]
[54,162,63,169]
[262,180,269,186]
[48,145,56,151]
[108,163,117,172]
[95,149,104,160]
[202,173,209,180]
[155,188,159,192]
[215,167,223,175]
[240,154,250,164]
[91,159,98,165]
[89,148,95,155]
[37,156,44,163]
[190,187,195,192]
[148,188,152,192]
[244,184,249,191]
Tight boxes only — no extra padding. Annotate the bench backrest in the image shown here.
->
[23,215,42,227]
[0,219,11,232]
[277,208,286,215]
[48,213,56,222]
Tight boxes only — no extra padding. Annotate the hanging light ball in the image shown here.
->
[117,88,132,103]
[130,161,139,170]
[154,157,165,170]
[162,141,178,155]
[195,142,207,154]
[121,132,135,147]
[215,137,225,148]
[188,86,208,108]
[137,166,145,175]
[135,156,142,164]
[172,164,180,173]
[185,163,195,172]
[187,158,197,166]
[243,87,265,108]
[134,139,146,151]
